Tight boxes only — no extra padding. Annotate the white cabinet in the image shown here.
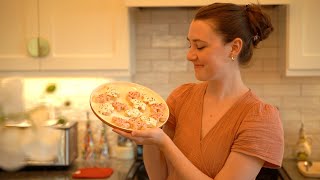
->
[286,0,320,76]
[0,0,39,71]
[0,0,131,73]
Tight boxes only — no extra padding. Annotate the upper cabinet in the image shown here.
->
[286,0,320,76]
[0,0,132,74]
[0,0,39,71]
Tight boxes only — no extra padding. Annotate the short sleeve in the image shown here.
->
[165,83,194,129]
[232,103,284,168]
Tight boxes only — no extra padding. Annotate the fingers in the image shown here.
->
[112,128,151,144]
[112,128,132,139]
[131,128,160,138]
[112,128,166,146]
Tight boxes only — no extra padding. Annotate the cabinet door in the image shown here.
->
[0,0,39,71]
[39,0,130,71]
[286,0,320,76]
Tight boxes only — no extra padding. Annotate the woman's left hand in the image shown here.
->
[112,128,169,148]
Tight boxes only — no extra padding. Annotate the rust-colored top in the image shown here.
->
[165,82,284,179]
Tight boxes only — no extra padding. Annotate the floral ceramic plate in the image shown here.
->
[90,82,169,132]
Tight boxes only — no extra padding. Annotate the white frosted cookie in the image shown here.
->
[106,87,120,98]
[140,115,158,128]
[130,99,147,111]
[142,93,157,105]
[98,103,114,116]
[125,108,142,118]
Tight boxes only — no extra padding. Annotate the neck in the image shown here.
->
[205,70,248,100]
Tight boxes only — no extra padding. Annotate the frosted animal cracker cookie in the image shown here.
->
[90,82,169,132]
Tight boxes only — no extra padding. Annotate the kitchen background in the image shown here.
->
[0,1,320,167]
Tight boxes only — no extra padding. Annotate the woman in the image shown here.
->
[114,3,284,180]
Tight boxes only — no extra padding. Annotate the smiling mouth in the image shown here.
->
[194,64,204,68]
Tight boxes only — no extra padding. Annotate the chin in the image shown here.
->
[194,74,207,81]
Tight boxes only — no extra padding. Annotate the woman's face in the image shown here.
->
[187,20,234,81]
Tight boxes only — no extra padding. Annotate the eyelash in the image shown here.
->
[187,44,205,50]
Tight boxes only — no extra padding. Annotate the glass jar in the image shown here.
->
[295,122,312,161]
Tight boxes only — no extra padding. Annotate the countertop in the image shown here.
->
[3,157,317,180]
[281,159,320,180]
[0,158,134,180]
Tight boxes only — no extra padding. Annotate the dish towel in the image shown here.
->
[72,167,113,179]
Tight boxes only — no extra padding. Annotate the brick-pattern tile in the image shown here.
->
[152,34,188,48]
[136,48,169,60]
[136,35,152,48]
[240,58,264,72]
[302,85,320,96]
[242,72,282,84]
[151,8,189,24]
[169,24,190,35]
[261,96,281,107]
[136,60,152,72]
[263,58,280,72]
[135,8,152,23]
[280,109,301,121]
[169,48,188,61]
[263,84,301,96]
[133,72,169,85]
[136,24,169,35]
[253,48,278,59]
[282,97,320,109]
[152,60,188,72]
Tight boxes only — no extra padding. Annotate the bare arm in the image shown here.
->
[113,127,264,180]
[136,125,176,180]
[143,145,167,180]
[214,151,264,180]
[159,134,264,180]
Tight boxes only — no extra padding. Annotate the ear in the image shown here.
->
[230,38,243,57]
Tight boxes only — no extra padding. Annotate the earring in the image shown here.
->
[231,56,235,61]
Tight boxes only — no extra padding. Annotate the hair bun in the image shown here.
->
[245,4,273,46]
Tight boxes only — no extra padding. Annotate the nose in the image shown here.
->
[187,48,197,62]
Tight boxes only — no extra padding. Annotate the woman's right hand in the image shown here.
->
[112,127,170,150]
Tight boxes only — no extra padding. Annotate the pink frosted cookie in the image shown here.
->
[150,112,166,122]
[150,103,166,114]
[127,91,141,101]
[112,101,129,112]
[128,117,148,130]
[112,116,130,129]
[92,93,114,103]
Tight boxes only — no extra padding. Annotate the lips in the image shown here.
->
[194,64,204,69]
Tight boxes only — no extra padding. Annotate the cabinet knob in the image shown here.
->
[27,37,50,58]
